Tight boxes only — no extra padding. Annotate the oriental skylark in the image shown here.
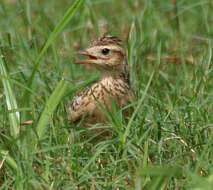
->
[68,35,136,125]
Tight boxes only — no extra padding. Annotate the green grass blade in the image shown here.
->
[0,149,18,171]
[0,55,20,138]
[36,79,69,139]
[122,71,154,145]
[22,0,85,113]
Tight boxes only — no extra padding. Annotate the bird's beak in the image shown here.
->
[75,50,98,64]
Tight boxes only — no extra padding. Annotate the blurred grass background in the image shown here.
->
[1,0,213,189]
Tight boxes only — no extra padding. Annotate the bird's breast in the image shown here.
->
[68,76,135,124]
[91,76,129,98]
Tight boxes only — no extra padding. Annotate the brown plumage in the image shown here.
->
[68,35,136,125]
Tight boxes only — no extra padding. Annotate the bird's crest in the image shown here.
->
[91,35,122,47]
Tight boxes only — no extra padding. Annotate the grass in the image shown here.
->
[1,0,213,189]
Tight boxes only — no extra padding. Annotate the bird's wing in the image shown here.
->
[68,87,95,122]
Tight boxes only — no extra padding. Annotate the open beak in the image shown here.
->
[75,50,98,64]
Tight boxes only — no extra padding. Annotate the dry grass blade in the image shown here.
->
[0,150,18,171]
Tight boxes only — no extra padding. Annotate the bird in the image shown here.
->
[68,35,136,126]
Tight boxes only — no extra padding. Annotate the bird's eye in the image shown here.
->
[102,48,110,55]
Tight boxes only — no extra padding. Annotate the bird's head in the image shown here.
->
[75,35,128,75]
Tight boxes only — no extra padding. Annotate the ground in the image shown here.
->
[0,0,213,189]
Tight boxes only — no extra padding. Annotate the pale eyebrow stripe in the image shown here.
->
[98,45,123,51]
